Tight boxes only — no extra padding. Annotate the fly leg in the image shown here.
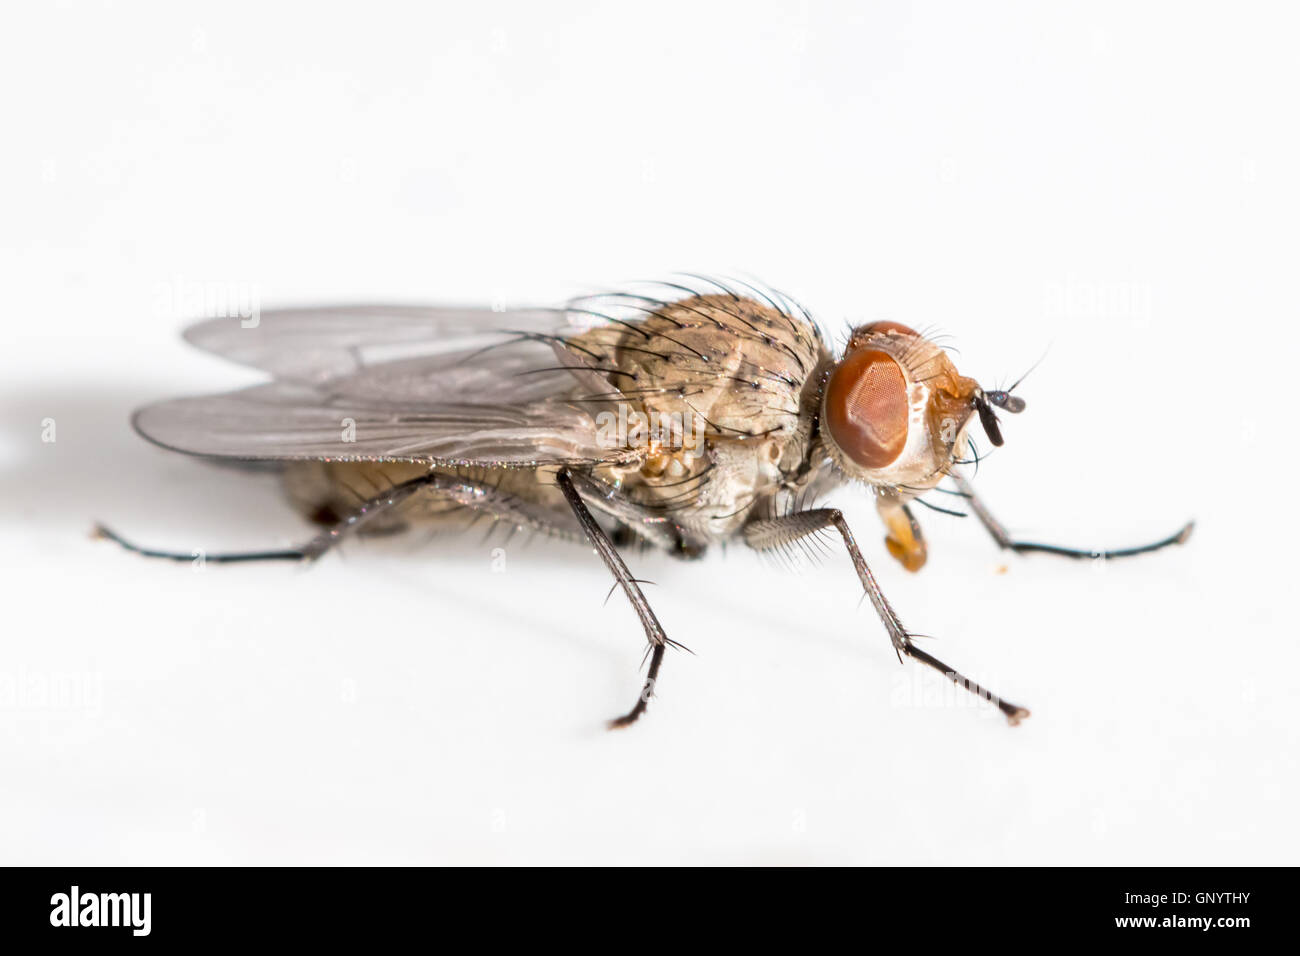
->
[94,524,309,563]
[96,470,578,564]
[93,473,439,564]
[949,470,1194,560]
[555,467,679,729]
[562,469,708,559]
[744,508,1030,725]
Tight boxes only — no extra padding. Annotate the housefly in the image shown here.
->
[99,276,1193,727]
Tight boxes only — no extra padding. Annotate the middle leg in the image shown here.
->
[555,467,681,728]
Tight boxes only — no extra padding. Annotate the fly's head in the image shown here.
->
[819,322,1025,493]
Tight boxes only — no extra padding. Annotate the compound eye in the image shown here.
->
[825,349,909,470]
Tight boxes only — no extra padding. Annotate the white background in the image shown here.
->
[2,1,1296,864]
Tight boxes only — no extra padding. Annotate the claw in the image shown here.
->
[1005,707,1031,727]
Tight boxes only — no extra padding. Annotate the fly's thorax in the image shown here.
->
[568,293,828,533]
[819,322,979,492]
[568,294,822,459]
[604,424,791,535]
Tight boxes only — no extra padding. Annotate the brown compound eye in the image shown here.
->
[825,349,909,469]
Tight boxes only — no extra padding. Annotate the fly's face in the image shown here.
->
[820,321,1024,496]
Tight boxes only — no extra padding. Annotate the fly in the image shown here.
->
[97,278,1194,727]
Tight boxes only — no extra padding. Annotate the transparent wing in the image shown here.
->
[145,286,827,468]
[145,305,637,466]
[133,376,635,467]
[182,303,575,385]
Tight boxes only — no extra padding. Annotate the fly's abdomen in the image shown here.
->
[282,461,571,536]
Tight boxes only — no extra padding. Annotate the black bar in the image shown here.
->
[0,866,1284,943]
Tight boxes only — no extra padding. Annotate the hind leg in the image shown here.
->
[97,469,578,564]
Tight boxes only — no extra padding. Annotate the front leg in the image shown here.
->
[744,508,1030,725]
[950,470,1194,559]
